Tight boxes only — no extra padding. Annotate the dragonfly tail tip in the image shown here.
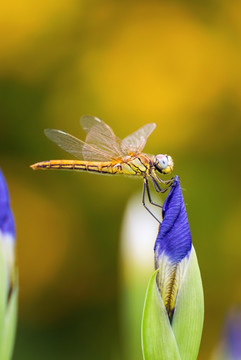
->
[30,163,38,170]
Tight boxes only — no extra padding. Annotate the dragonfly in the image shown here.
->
[31,116,174,222]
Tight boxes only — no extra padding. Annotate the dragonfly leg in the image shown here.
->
[142,179,161,224]
[153,172,174,186]
[145,178,162,208]
[151,177,170,193]
[150,171,174,193]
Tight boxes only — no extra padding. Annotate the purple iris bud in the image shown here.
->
[154,175,192,320]
[154,175,192,264]
[0,170,15,239]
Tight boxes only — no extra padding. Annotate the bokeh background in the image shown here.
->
[1,0,241,358]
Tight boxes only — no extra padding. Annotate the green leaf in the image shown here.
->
[141,270,181,360]
[172,247,204,360]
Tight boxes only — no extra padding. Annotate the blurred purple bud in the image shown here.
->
[0,170,15,239]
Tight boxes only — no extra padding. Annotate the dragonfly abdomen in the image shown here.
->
[31,157,151,177]
[31,160,115,173]
[31,159,134,175]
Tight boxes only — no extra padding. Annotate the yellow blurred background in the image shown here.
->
[1,0,241,358]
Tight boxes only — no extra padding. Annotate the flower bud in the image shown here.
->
[142,176,204,360]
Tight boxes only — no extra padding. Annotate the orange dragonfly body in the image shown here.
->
[31,116,174,221]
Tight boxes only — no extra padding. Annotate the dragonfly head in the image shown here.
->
[154,154,174,174]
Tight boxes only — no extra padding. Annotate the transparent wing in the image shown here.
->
[80,115,124,160]
[45,118,156,161]
[121,123,156,154]
[44,129,121,161]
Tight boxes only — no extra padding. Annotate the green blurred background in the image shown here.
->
[1,0,241,358]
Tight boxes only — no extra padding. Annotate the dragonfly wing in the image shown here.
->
[121,123,156,155]
[44,129,118,161]
[80,115,124,159]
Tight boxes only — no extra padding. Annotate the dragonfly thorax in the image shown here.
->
[154,154,174,175]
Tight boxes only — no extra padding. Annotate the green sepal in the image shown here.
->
[141,246,204,360]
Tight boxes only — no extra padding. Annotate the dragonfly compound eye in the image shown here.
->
[156,154,168,168]
[155,154,174,174]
